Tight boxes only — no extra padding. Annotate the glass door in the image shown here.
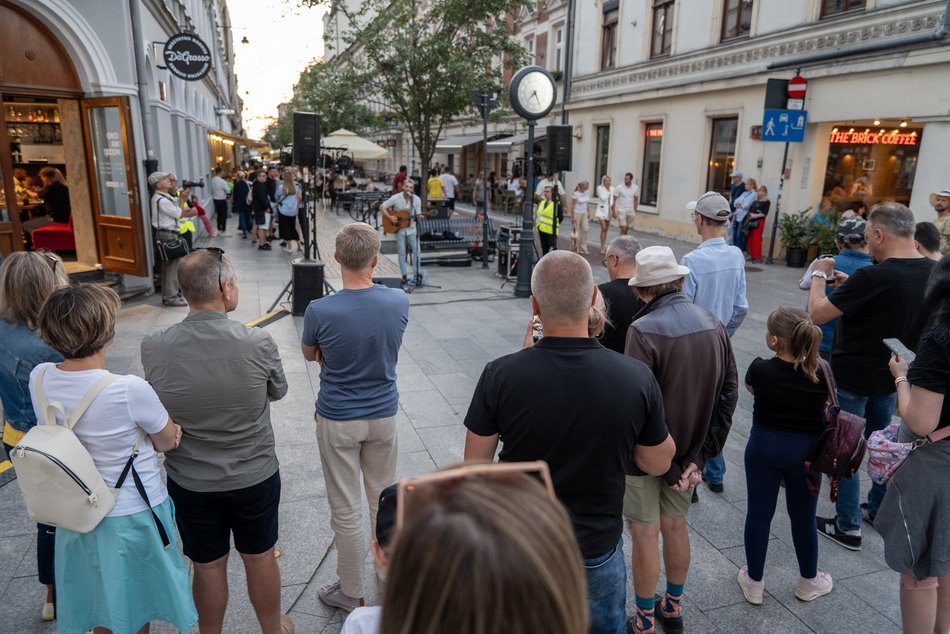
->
[81,96,147,276]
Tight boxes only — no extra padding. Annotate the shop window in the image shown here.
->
[721,0,753,41]
[0,164,7,223]
[824,125,922,208]
[651,0,675,58]
[821,0,865,18]
[641,123,663,207]
[595,125,610,181]
[601,6,619,70]
[706,117,738,195]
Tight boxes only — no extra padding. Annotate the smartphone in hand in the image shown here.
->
[883,338,916,365]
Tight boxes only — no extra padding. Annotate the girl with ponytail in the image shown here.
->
[737,307,836,605]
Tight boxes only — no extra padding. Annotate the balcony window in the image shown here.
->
[821,0,865,18]
[554,27,564,72]
[601,8,618,69]
[651,0,675,58]
[721,0,753,41]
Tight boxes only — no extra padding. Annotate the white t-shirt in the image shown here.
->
[211,176,230,200]
[572,191,590,215]
[440,173,458,198]
[615,183,639,213]
[507,178,522,196]
[29,364,170,517]
[341,606,381,634]
[535,177,566,197]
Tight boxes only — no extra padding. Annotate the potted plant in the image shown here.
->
[779,208,810,268]
[809,207,842,260]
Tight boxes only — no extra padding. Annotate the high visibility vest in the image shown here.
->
[536,200,558,235]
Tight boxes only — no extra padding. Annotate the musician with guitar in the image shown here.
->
[380,180,423,285]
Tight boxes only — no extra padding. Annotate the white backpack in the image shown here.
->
[11,367,145,534]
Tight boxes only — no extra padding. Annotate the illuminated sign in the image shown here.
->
[829,130,919,145]
[645,128,664,138]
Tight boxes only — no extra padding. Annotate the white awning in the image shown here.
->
[435,134,483,152]
[487,131,546,153]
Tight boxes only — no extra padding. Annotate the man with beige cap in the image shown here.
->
[930,188,950,254]
[623,245,738,634]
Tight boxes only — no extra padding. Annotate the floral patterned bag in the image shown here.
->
[867,422,950,485]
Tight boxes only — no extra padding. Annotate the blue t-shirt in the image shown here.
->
[302,285,409,420]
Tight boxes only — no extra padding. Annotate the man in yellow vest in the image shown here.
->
[536,186,561,254]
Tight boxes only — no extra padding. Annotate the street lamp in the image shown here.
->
[471,88,499,269]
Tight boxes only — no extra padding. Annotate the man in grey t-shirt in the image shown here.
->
[301,222,409,613]
[142,249,292,634]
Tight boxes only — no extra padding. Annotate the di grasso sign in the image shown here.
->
[163,33,212,81]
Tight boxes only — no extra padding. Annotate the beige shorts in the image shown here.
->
[623,474,693,524]
[617,211,636,228]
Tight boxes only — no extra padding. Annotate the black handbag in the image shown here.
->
[154,235,190,262]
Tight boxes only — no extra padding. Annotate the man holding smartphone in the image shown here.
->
[807,202,934,550]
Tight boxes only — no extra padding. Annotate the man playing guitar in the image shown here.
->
[380,180,424,284]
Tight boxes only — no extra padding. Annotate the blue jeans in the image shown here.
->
[732,221,747,252]
[834,388,897,532]
[704,453,726,485]
[584,540,627,634]
[395,228,420,280]
[744,425,821,581]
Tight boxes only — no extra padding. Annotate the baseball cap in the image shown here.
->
[147,171,174,188]
[686,192,731,220]
[731,170,743,178]
[375,484,398,547]
[629,246,690,287]
[929,189,950,206]
[836,217,867,242]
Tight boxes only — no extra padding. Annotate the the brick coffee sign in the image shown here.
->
[163,33,212,81]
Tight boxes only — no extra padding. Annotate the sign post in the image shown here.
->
[763,71,806,264]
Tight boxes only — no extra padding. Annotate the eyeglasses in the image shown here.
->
[194,247,226,292]
[38,250,60,272]
[395,461,555,532]
[602,253,617,268]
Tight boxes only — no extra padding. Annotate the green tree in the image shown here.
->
[305,0,530,204]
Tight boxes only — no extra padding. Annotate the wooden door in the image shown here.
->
[81,97,147,276]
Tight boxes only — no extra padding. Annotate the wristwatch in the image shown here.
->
[811,270,829,281]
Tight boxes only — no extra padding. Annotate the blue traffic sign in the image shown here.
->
[762,109,807,143]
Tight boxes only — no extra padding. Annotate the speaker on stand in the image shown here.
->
[293,112,321,166]
[546,125,573,173]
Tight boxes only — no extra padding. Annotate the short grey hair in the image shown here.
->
[607,236,641,266]
[868,202,915,239]
[531,251,594,327]
[178,250,236,305]
[336,222,380,270]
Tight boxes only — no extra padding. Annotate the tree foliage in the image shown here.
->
[264,61,382,148]
[302,0,530,202]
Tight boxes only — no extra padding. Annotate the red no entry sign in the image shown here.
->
[788,76,808,99]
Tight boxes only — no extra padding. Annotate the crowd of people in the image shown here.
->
[2,178,950,634]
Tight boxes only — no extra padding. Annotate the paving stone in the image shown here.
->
[704,595,811,633]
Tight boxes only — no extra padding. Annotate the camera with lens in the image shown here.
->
[181,179,204,189]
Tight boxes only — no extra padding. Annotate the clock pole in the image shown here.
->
[514,119,537,298]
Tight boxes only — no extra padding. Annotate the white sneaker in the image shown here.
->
[737,566,764,605]
[795,571,833,601]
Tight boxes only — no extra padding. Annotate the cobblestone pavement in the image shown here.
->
[0,205,901,633]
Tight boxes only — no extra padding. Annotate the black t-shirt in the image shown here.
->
[598,278,645,354]
[908,328,950,430]
[829,257,935,395]
[745,357,827,434]
[40,181,70,223]
[464,337,668,559]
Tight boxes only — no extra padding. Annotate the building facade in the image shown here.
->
[0,0,246,289]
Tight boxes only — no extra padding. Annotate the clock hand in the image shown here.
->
[532,91,541,105]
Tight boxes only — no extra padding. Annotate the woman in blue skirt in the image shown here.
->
[29,283,197,634]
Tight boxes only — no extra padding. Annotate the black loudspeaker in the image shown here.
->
[764,79,789,110]
[546,125,573,172]
[293,112,321,166]
[292,259,324,316]
[373,277,405,289]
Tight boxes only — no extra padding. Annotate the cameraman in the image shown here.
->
[149,171,197,307]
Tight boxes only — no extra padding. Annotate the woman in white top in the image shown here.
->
[571,181,591,254]
[29,283,196,634]
[595,175,615,255]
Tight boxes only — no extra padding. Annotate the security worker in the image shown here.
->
[536,186,560,254]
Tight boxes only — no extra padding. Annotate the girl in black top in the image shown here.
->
[737,307,834,605]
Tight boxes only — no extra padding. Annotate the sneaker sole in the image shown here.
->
[318,595,357,613]
[795,584,833,601]
[817,529,862,551]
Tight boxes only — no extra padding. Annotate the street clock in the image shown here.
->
[508,66,557,120]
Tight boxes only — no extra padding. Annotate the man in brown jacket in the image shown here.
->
[623,246,738,634]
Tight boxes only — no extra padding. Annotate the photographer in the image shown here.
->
[149,171,197,307]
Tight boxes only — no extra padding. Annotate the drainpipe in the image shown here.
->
[559,0,575,125]
[129,0,159,174]
[768,0,950,70]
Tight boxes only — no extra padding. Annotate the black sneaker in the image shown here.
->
[691,488,699,504]
[701,473,724,493]
[654,594,684,633]
[860,503,876,526]
[817,516,862,551]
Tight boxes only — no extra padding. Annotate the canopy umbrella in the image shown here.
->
[322,129,389,161]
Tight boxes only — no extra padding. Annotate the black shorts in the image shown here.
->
[167,471,281,563]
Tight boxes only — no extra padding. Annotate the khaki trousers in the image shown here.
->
[573,213,590,254]
[315,412,397,598]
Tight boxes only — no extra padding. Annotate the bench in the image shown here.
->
[416,217,496,265]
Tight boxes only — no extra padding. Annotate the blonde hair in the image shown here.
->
[574,180,589,192]
[281,170,297,196]
[380,473,588,634]
[0,252,69,328]
[38,284,120,359]
[767,306,822,382]
[335,222,380,270]
[531,251,594,327]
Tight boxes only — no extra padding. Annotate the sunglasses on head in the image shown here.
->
[194,247,226,292]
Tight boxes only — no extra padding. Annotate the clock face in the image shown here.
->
[510,67,557,120]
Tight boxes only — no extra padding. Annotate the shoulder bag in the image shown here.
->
[867,421,950,485]
[804,359,868,501]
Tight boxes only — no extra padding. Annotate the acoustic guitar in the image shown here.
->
[383,208,413,234]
